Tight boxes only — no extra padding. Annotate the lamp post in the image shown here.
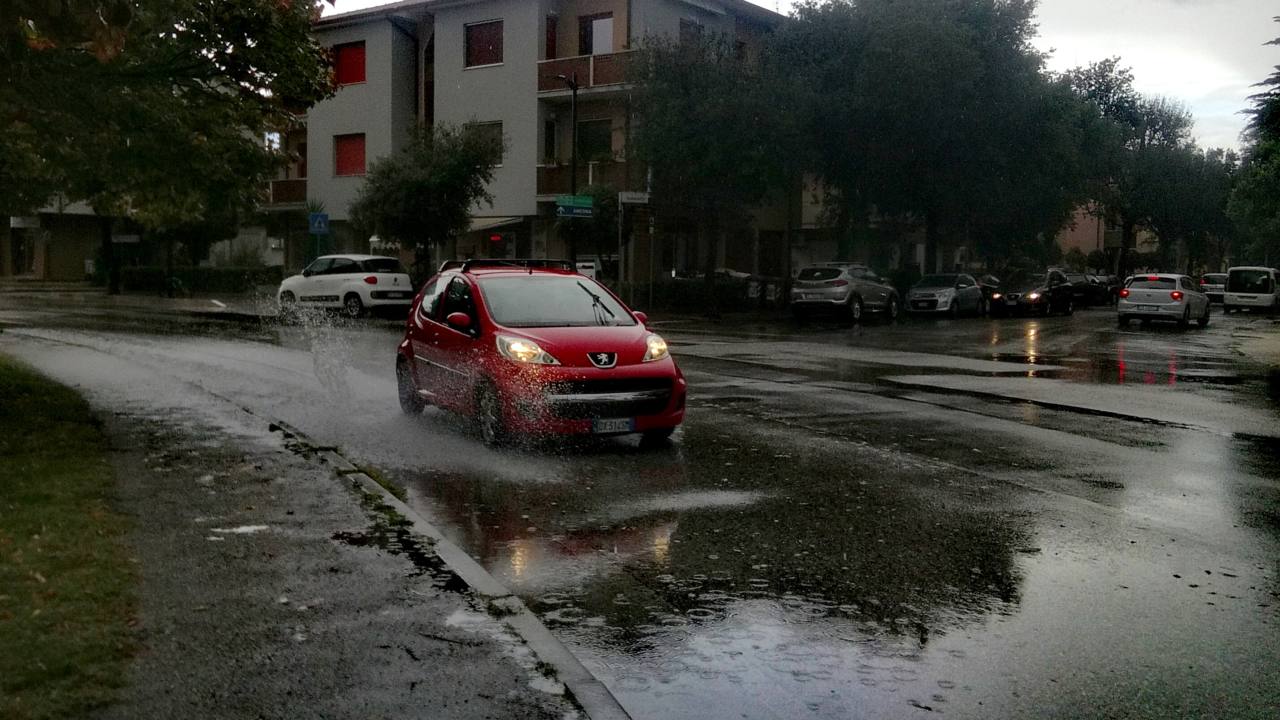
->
[557,72,579,264]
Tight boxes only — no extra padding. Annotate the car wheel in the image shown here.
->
[278,291,297,322]
[849,297,864,324]
[1198,305,1210,327]
[343,293,364,318]
[475,382,508,447]
[639,427,675,448]
[948,301,959,319]
[396,359,425,415]
[1117,315,1129,328]
[886,296,900,323]
[1178,307,1191,328]
[1064,299,1074,316]
[1223,304,1233,314]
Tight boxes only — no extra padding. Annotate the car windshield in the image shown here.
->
[797,268,842,281]
[1004,272,1045,291]
[1227,270,1275,293]
[1066,273,1087,283]
[1203,274,1227,283]
[362,258,406,274]
[916,274,958,288]
[476,275,637,327]
[1128,277,1177,289]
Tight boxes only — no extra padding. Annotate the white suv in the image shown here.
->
[1117,273,1210,328]
[278,254,414,317]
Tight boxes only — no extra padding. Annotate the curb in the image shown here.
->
[270,419,632,720]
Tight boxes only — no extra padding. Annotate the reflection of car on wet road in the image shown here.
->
[1223,266,1279,315]
[1118,273,1210,328]
[906,273,984,317]
[1199,273,1227,303]
[989,269,1075,316]
[395,260,686,446]
[789,264,900,324]
[278,254,415,318]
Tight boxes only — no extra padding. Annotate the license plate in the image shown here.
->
[913,302,929,308]
[593,418,635,434]
[1006,299,1017,305]
[1137,304,1158,311]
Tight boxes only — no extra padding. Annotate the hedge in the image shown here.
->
[119,266,284,294]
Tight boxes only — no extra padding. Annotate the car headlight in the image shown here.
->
[1027,292,1042,301]
[992,292,1003,300]
[643,334,669,363]
[496,335,559,365]
[935,289,954,300]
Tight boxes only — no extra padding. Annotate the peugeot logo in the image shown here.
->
[589,352,617,369]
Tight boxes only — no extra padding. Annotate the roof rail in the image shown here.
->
[439,258,575,273]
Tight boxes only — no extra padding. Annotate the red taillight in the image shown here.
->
[1119,288,1130,298]
[1200,279,1208,285]
[830,279,849,287]
[1170,291,1183,301]
[363,275,378,285]
[1147,275,1159,281]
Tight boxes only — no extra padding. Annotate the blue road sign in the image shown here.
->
[308,212,330,235]
[556,206,594,218]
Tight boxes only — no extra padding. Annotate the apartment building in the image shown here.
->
[265,0,784,278]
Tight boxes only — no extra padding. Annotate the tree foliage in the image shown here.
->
[348,124,503,279]
[1229,17,1280,265]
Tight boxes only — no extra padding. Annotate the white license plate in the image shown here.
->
[593,418,635,434]
[1137,304,1159,311]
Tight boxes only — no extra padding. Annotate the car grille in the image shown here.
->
[911,298,938,310]
[542,378,672,419]
[1006,293,1022,301]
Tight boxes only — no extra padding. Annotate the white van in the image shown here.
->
[1223,266,1280,314]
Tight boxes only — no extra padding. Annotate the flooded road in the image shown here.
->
[2,297,1278,718]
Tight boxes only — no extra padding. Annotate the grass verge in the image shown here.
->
[0,355,134,719]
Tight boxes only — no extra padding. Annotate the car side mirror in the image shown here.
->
[302,269,312,277]
[633,311,648,325]
[446,312,472,330]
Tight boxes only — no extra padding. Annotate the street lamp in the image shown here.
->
[556,72,579,263]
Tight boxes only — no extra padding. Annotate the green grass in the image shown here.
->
[0,355,134,720]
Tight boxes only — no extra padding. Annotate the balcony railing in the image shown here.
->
[537,50,634,93]
[537,160,634,195]
[269,178,307,205]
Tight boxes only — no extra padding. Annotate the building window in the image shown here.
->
[679,19,703,45]
[543,120,557,163]
[334,41,366,85]
[468,121,504,165]
[578,119,612,162]
[579,13,613,55]
[296,142,307,179]
[545,15,558,59]
[334,134,366,176]
[465,20,503,67]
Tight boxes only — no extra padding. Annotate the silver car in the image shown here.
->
[907,273,985,317]
[1118,273,1210,328]
[1199,273,1226,303]
[790,263,900,323]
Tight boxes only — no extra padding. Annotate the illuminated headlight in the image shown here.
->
[991,293,1003,300]
[496,335,559,365]
[643,334,669,363]
[1027,292,1042,301]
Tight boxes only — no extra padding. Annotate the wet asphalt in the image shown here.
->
[2,295,1278,719]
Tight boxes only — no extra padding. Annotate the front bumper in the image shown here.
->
[495,361,687,436]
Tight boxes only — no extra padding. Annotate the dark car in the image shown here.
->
[977,275,1001,314]
[989,269,1076,316]
[1062,272,1106,308]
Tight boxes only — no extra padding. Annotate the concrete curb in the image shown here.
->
[270,420,632,720]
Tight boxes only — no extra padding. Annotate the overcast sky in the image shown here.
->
[328,0,1278,149]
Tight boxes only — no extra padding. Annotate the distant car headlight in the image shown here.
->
[1027,292,1042,301]
[496,335,559,365]
[643,334,669,362]
[992,293,1003,300]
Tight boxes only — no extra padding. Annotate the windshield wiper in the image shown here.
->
[577,281,616,326]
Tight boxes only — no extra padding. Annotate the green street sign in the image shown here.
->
[555,195,594,209]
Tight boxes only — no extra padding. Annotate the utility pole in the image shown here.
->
[557,72,580,264]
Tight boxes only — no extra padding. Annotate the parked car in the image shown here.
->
[1062,272,1100,307]
[1223,266,1279,315]
[1199,273,1227,303]
[278,254,415,318]
[906,273,985,317]
[1118,273,1210,327]
[790,263,900,323]
[977,275,1002,313]
[1086,275,1118,306]
[989,269,1075,316]
[395,259,686,446]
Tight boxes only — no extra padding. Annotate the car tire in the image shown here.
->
[1118,315,1129,328]
[885,296,900,323]
[639,427,675,448]
[948,301,959,319]
[1064,299,1074,316]
[396,359,425,415]
[278,291,297,322]
[343,292,364,319]
[1223,304,1233,314]
[475,382,508,447]
[849,297,864,325]
[1178,307,1191,329]
[1198,305,1210,327]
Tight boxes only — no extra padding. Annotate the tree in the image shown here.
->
[348,124,503,281]
[1,0,335,291]
[632,33,792,311]
[1229,18,1280,266]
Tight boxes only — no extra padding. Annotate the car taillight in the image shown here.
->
[1200,279,1207,285]
[1119,288,1130,298]
[830,279,849,287]
[1170,291,1183,301]
[363,275,378,285]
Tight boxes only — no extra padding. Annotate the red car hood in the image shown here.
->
[500,325,653,368]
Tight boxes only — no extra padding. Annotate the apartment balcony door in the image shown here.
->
[579,14,613,55]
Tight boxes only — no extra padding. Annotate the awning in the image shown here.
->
[467,216,523,233]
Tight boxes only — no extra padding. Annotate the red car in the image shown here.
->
[395,260,687,446]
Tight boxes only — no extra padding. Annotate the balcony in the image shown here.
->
[537,160,634,196]
[268,178,307,206]
[537,50,634,94]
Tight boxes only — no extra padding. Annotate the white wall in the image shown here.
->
[633,0,736,43]
[433,0,543,218]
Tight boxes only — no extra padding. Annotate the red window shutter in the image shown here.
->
[334,42,366,85]
[465,21,503,67]
[545,16,557,59]
[334,134,365,176]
